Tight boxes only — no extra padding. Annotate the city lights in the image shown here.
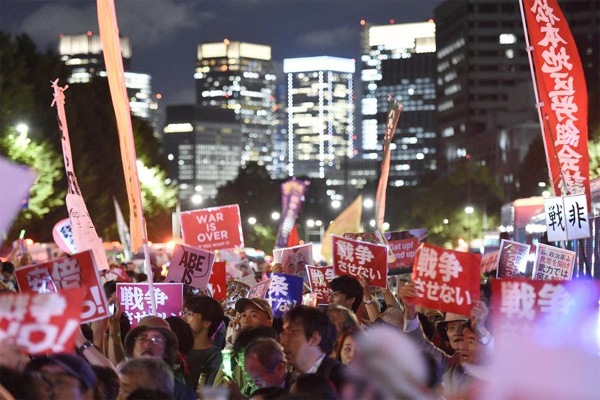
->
[248,217,257,225]
[363,198,374,209]
[271,211,280,220]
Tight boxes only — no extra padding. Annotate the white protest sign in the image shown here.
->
[0,157,37,246]
[52,218,77,254]
[166,244,215,290]
[563,194,590,240]
[533,243,575,281]
[544,196,567,241]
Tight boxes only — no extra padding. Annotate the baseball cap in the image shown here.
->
[27,353,97,391]
[235,298,274,320]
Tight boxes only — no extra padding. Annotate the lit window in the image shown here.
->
[499,33,517,44]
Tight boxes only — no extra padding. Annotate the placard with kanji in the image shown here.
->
[266,273,303,318]
[306,265,335,305]
[180,204,244,251]
[248,278,272,299]
[0,288,86,354]
[209,261,226,301]
[332,235,388,288]
[15,250,110,323]
[497,240,531,279]
[166,243,215,290]
[411,243,481,315]
[545,195,590,241]
[117,283,183,327]
[533,244,575,281]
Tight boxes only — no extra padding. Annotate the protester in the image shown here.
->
[92,365,120,400]
[333,327,359,366]
[280,305,345,393]
[328,275,363,313]
[325,304,360,338]
[289,373,338,400]
[0,261,17,291]
[235,298,274,330]
[244,338,289,390]
[117,357,174,400]
[182,295,224,389]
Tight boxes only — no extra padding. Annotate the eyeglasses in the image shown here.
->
[135,335,165,344]
[328,290,342,298]
[182,310,195,317]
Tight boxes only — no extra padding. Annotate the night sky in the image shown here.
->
[1,0,443,106]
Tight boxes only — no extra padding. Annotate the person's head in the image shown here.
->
[0,366,38,399]
[436,312,469,350]
[1,261,14,280]
[19,253,33,267]
[326,304,360,337]
[281,306,336,372]
[103,280,118,302]
[456,322,480,364]
[233,326,279,365]
[244,338,287,388]
[291,373,338,400]
[334,327,360,366]
[235,298,274,330]
[26,353,97,400]
[124,320,179,366]
[92,366,120,400]
[328,276,362,312]
[117,357,174,400]
[165,316,194,356]
[182,296,225,339]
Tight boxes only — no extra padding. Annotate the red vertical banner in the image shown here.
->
[523,0,589,204]
[209,262,227,301]
[411,244,481,315]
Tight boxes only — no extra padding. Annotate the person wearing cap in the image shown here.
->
[181,296,224,390]
[236,298,274,331]
[26,353,97,400]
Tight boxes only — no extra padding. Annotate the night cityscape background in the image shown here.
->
[1,0,599,254]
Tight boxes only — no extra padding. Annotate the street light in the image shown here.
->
[191,194,203,205]
[363,198,374,209]
[16,124,29,135]
[306,219,315,228]
[315,220,322,227]
[248,217,257,225]
[271,211,280,220]
[369,219,376,227]
[443,219,449,224]
[331,200,341,209]
[382,222,390,231]
[464,206,474,214]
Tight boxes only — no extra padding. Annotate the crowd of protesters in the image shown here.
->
[0,241,597,400]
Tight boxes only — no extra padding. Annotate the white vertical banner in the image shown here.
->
[0,157,37,246]
[544,196,567,242]
[51,80,110,271]
[563,194,590,240]
[113,197,132,261]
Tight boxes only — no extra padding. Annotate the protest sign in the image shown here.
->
[104,265,131,283]
[0,288,86,354]
[480,250,499,273]
[166,244,215,289]
[180,204,244,251]
[0,157,37,247]
[545,195,590,241]
[492,279,600,336]
[236,274,258,288]
[411,243,481,315]
[266,273,303,318]
[225,281,250,312]
[306,265,335,305]
[497,240,531,279]
[544,196,567,241]
[209,261,226,301]
[273,243,313,279]
[52,218,77,254]
[332,235,388,288]
[276,179,309,248]
[248,278,272,299]
[15,250,110,323]
[117,283,183,327]
[385,229,427,271]
[533,244,575,281]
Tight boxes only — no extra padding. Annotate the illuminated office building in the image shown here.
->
[58,33,158,128]
[283,56,355,179]
[360,21,437,187]
[195,41,276,174]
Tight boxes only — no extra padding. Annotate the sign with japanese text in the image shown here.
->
[524,0,589,205]
[306,265,335,305]
[0,157,37,246]
[481,251,499,273]
[0,288,86,354]
[411,243,481,315]
[492,279,600,336]
[117,283,183,327]
[273,243,313,279]
[332,235,388,288]
[266,273,303,318]
[52,218,77,254]
[15,250,110,323]
[385,229,428,271]
[209,261,226,301]
[497,240,532,279]
[544,196,567,241]
[248,278,272,299]
[180,204,244,251]
[104,265,131,283]
[533,244,575,281]
[166,244,215,289]
[276,178,309,248]
[545,195,590,241]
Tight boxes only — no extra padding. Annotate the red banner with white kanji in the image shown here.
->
[523,0,589,204]
[209,261,226,301]
[306,265,335,305]
[411,243,481,315]
[332,235,388,288]
[0,288,86,354]
[15,250,110,323]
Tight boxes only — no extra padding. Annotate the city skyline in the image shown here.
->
[0,0,443,106]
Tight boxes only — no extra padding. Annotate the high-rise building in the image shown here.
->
[58,33,158,129]
[283,56,355,179]
[162,105,242,209]
[360,21,437,187]
[194,41,277,173]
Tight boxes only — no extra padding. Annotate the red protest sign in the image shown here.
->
[533,244,575,281]
[480,251,499,274]
[167,244,215,289]
[0,288,86,354]
[209,261,226,301]
[15,250,110,323]
[332,235,387,288]
[306,265,334,305]
[180,204,244,251]
[248,278,272,299]
[104,265,132,283]
[411,243,481,315]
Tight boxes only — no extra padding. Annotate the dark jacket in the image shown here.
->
[315,356,346,394]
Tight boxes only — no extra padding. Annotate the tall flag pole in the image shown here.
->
[97,0,156,314]
[375,97,403,228]
[519,0,589,206]
[51,80,110,271]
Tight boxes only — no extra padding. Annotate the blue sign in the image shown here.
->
[266,273,303,318]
